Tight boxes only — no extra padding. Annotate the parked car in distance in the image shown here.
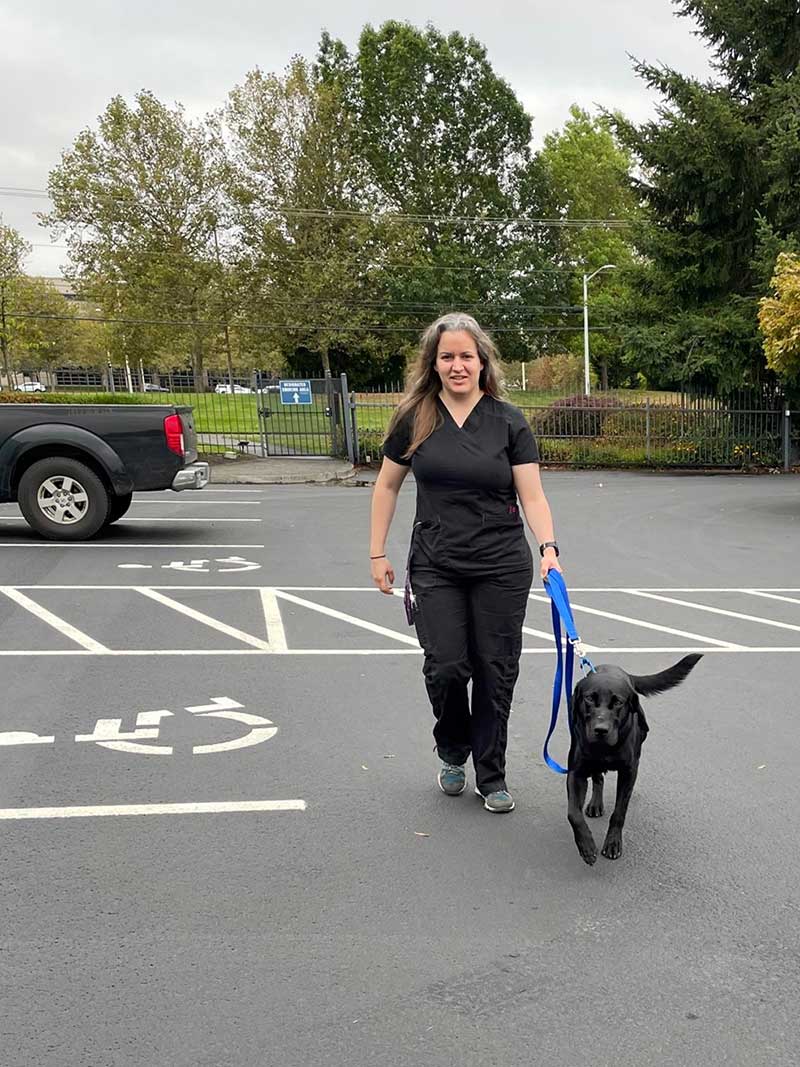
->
[15,381,46,393]
[143,383,170,392]
[0,402,209,540]
[214,383,253,394]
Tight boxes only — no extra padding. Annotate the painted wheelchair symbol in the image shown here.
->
[74,697,277,756]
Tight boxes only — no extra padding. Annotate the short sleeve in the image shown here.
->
[508,406,539,465]
[382,413,413,466]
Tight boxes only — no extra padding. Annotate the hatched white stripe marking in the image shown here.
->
[260,588,288,651]
[135,588,270,650]
[527,593,743,649]
[0,587,111,653]
[624,589,800,634]
[275,589,421,647]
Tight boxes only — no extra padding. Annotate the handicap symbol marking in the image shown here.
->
[117,557,261,573]
[74,697,276,756]
[75,709,174,755]
[186,697,278,754]
[0,730,55,746]
[0,698,276,756]
[278,379,312,405]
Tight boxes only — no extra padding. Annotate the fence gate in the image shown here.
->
[258,374,354,461]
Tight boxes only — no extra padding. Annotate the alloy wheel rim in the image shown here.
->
[36,476,90,525]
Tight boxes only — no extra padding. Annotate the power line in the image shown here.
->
[28,244,604,274]
[53,290,594,314]
[0,186,634,229]
[5,310,617,333]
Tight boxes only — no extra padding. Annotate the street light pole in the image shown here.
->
[582,263,616,396]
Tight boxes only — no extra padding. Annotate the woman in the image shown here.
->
[369,313,561,813]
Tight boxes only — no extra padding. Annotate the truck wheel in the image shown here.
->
[18,458,112,541]
[106,492,133,525]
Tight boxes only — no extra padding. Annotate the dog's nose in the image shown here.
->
[594,725,610,737]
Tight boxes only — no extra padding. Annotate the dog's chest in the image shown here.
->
[579,749,631,774]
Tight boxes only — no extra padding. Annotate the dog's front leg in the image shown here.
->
[585,774,605,818]
[567,772,597,865]
[601,766,639,860]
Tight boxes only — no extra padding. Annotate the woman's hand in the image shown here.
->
[371,556,395,594]
[540,548,562,581]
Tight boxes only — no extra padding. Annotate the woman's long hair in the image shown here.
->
[384,313,504,459]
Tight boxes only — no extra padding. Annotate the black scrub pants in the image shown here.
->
[411,558,533,795]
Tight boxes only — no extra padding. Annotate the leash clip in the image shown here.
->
[570,638,597,674]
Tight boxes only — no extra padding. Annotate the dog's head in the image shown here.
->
[571,666,642,749]
[570,654,702,749]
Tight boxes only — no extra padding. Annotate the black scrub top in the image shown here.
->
[383,394,540,576]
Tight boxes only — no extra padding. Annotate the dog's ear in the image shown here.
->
[569,680,585,725]
[628,691,649,738]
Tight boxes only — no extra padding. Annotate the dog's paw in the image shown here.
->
[576,835,598,866]
[585,801,604,818]
[601,831,623,860]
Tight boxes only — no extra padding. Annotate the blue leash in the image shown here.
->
[542,571,596,775]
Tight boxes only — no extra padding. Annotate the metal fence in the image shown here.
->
[349,387,791,470]
[5,367,793,469]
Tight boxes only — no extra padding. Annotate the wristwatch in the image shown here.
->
[539,541,560,557]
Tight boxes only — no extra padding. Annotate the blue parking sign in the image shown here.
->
[279,379,313,405]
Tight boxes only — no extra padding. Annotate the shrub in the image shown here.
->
[356,429,386,464]
[533,393,620,438]
[526,353,587,394]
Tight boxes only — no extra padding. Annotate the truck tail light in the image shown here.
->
[164,414,185,457]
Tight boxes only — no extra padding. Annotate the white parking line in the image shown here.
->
[625,589,800,634]
[1,645,800,657]
[128,500,261,505]
[261,589,288,651]
[275,589,421,647]
[0,799,307,821]
[0,587,111,653]
[0,544,265,549]
[0,517,262,524]
[136,587,271,650]
[527,593,744,649]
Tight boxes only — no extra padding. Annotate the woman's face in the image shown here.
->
[434,330,483,398]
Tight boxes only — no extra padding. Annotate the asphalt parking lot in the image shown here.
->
[2,470,800,1066]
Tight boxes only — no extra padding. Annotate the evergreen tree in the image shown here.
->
[615,0,800,390]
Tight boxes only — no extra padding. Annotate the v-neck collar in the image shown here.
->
[438,392,486,431]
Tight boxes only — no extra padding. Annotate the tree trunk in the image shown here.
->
[601,361,609,391]
[192,328,204,392]
[0,285,9,390]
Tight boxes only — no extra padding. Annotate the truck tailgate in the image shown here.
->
[177,406,198,462]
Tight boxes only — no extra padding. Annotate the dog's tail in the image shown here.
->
[629,653,703,697]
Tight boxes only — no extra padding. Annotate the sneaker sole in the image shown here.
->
[438,776,466,796]
[474,786,515,813]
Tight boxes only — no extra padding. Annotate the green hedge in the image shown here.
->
[0,391,155,405]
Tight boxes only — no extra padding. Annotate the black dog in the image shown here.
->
[567,653,702,866]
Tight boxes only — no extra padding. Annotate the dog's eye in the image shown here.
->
[609,696,622,708]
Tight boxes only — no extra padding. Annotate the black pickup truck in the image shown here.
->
[0,403,209,540]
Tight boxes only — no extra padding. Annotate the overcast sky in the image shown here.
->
[0,0,715,276]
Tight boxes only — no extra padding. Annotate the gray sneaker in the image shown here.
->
[475,787,515,813]
[438,763,467,796]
